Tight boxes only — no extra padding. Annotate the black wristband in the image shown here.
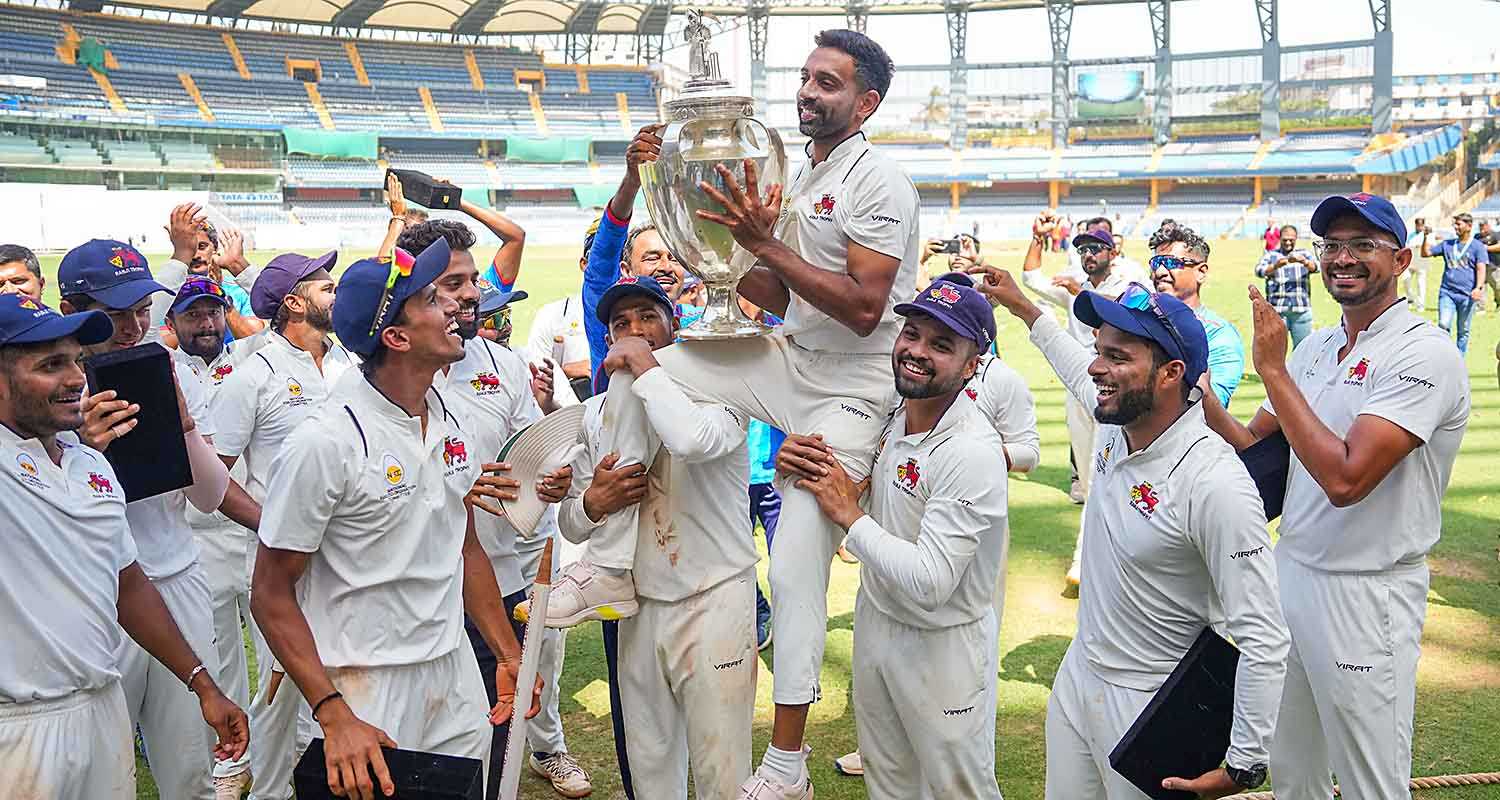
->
[311,690,344,721]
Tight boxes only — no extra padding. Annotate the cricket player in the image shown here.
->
[59,239,261,800]
[398,220,588,799]
[166,275,262,796]
[0,293,248,799]
[784,279,1009,799]
[1019,213,1144,595]
[210,250,357,800]
[555,275,757,800]
[975,266,1290,800]
[250,241,542,800]
[1201,193,1470,800]
[557,31,918,797]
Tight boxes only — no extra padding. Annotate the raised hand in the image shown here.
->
[1248,285,1290,377]
[384,172,407,218]
[695,159,784,256]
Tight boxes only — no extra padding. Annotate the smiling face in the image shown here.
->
[1151,241,1208,304]
[1319,213,1409,309]
[605,294,676,351]
[1454,216,1473,239]
[433,248,482,340]
[187,226,216,273]
[0,337,89,438]
[0,260,43,299]
[61,295,153,355]
[1088,325,1182,425]
[382,283,465,367]
[626,229,685,301]
[890,313,979,400]
[796,46,876,140]
[1076,237,1115,279]
[168,298,227,361]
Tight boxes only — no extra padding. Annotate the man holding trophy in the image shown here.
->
[542,25,919,799]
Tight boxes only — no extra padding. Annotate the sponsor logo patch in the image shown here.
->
[442,436,468,468]
[87,471,114,495]
[814,193,836,216]
[896,457,920,490]
[1337,661,1374,674]
[212,364,234,384]
[470,371,501,393]
[1231,546,1265,560]
[1344,357,1371,386]
[942,705,975,716]
[1397,374,1435,389]
[1128,481,1159,517]
[713,657,745,671]
[1095,441,1113,475]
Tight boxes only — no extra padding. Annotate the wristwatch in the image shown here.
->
[1226,763,1267,789]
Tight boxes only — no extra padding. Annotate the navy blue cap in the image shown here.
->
[1311,192,1408,245]
[331,239,450,357]
[1073,286,1209,386]
[251,250,337,319]
[894,279,996,350]
[596,275,673,325]
[57,239,169,310]
[1073,228,1116,250]
[0,293,112,347]
[933,271,974,287]
[478,278,528,317]
[170,275,231,316]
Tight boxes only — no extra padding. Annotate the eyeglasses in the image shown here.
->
[1117,283,1189,363]
[1148,254,1204,272]
[1311,238,1401,261]
[1076,243,1109,256]
[481,305,512,331]
[368,248,415,337]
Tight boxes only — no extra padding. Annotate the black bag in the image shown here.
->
[294,738,484,799]
[82,343,191,502]
[1109,627,1240,800]
[388,168,463,210]
[1237,431,1291,521]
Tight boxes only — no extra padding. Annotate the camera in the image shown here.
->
[940,237,963,255]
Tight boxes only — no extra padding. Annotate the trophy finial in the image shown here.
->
[684,9,721,83]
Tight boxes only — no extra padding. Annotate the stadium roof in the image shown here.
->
[111,0,1168,36]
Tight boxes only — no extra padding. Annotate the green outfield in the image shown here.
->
[37,235,1498,800]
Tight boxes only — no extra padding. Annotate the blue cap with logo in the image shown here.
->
[1310,192,1408,245]
[331,239,451,357]
[893,279,996,350]
[1073,284,1209,387]
[596,275,673,325]
[0,293,113,347]
[478,278,528,317]
[170,275,232,316]
[57,239,169,310]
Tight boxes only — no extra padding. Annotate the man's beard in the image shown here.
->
[304,302,333,332]
[7,378,81,438]
[1327,269,1395,308]
[1094,382,1155,425]
[893,355,966,399]
[797,99,849,139]
[180,332,224,362]
[1083,258,1112,278]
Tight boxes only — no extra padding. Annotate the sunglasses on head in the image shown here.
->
[481,305,512,331]
[369,248,415,337]
[1117,283,1189,364]
[181,276,227,297]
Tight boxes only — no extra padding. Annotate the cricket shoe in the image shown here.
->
[543,561,638,628]
[833,750,863,777]
[740,770,813,800]
[213,770,252,800]
[530,752,592,798]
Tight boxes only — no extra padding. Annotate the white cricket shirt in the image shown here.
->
[775,132,920,355]
[845,400,1010,630]
[120,358,213,580]
[1022,269,1143,348]
[175,342,253,530]
[1266,301,1470,572]
[560,371,757,603]
[0,428,137,702]
[962,353,1041,472]
[258,376,478,668]
[525,294,588,409]
[435,336,544,596]
[1031,313,1289,768]
[210,331,357,503]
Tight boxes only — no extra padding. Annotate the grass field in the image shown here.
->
[38,235,1500,800]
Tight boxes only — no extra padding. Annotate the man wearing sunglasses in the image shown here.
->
[1420,211,1487,354]
[971,263,1288,800]
[1202,192,1470,800]
[1148,224,1245,407]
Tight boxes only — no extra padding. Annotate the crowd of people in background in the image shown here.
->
[0,26,1483,800]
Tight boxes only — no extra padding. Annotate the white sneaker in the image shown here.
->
[529,752,592,798]
[543,561,638,628]
[740,766,813,799]
[213,770,251,800]
[833,750,864,777]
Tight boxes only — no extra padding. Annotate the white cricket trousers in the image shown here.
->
[618,570,757,800]
[0,682,134,799]
[328,647,493,771]
[116,563,220,800]
[1065,393,1095,572]
[1404,259,1429,309]
[599,334,894,704]
[1270,550,1428,800]
[1044,644,1155,800]
[194,523,261,778]
[854,597,1002,800]
[245,652,314,800]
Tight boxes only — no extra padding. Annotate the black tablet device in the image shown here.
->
[82,342,192,502]
[1108,627,1240,800]
[294,738,484,800]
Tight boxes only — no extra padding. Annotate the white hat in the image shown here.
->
[497,404,587,535]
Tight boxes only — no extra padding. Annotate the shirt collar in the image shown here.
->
[1334,299,1410,347]
[891,395,970,446]
[803,130,869,168]
[1116,400,1208,464]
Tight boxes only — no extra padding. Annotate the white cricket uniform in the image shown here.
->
[526,293,589,408]
[0,429,137,799]
[434,336,572,756]
[561,369,758,800]
[174,342,260,779]
[210,330,356,800]
[847,401,1009,800]
[597,131,920,704]
[1029,314,1289,800]
[1263,302,1469,800]
[1066,250,1149,286]
[115,357,222,800]
[258,376,491,768]
[1403,232,1431,308]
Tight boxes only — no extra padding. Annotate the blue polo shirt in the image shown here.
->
[1198,305,1245,408]
[1434,237,1489,299]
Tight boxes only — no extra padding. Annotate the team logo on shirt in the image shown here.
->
[470,372,501,394]
[895,458,921,490]
[964,387,978,401]
[1344,358,1371,386]
[212,364,234,384]
[87,471,115,495]
[442,436,469,468]
[14,452,47,489]
[1128,481,1159,517]
[383,454,404,485]
[1095,441,1113,475]
[287,377,304,397]
[812,193,836,220]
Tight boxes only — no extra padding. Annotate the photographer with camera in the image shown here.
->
[918,232,982,291]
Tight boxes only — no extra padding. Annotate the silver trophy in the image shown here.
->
[639,10,786,339]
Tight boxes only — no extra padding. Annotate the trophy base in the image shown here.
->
[678,318,773,341]
[678,283,774,340]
